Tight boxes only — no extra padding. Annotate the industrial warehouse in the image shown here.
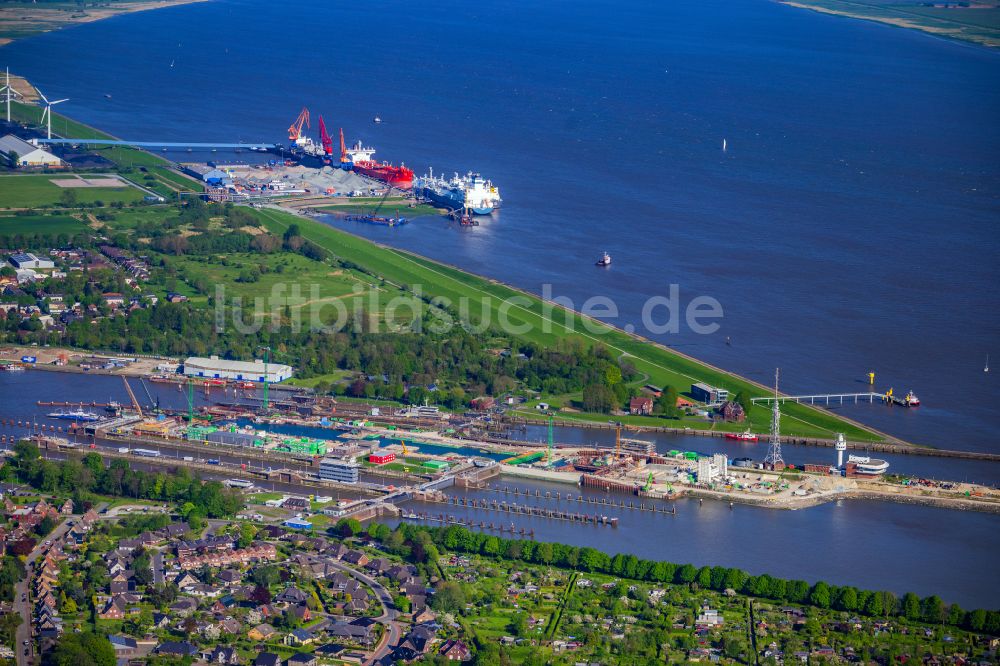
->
[182,355,294,383]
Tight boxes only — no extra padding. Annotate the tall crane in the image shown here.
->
[121,376,143,418]
[339,127,352,169]
[287,107,310,142]
[318,116,333,155]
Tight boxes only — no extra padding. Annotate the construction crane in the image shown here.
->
[318,115,333,155]
[401,440,408,455]
[121,376,143,418]
[643,471,654,492]
[257,346,273,412]
[339,127,352,169]
[287,107,310,142]
[546,415,554,467]
[186,377,195,425]
[615,421,622,460]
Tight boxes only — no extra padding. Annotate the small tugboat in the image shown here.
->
[905,390,920,407]
[725,429,758,442]
[596,251,612,267]
[373,115,382,124]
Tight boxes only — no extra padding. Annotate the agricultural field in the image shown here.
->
[0,174,146,208]
[0,213,87,236]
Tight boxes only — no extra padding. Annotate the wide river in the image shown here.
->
[1,370,998,608]
[2,0,998,453]
[0,0,998,605]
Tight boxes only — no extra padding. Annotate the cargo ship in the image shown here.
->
[345,140,413,189]
[415,169,501,214]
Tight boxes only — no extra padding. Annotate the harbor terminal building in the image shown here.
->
[319,458,360,484]
[183,355,294,383]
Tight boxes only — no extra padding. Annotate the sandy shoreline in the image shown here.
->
[0,0,210,48]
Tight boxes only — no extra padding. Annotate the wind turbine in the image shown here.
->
[37,87,68,140]
[0,67,16,123]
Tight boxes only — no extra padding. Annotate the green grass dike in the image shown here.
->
[779,0,1000,49]
[255,206,886,443]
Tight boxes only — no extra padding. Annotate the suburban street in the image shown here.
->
[14,516,76,666]
[292,558,402,665]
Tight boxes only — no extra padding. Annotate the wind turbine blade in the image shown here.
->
[50,98,69,105]
[36,88,49,105]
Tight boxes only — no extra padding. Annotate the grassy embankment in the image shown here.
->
[779,0,1000,48]
[0,99,888,442]
[255,207,885,443]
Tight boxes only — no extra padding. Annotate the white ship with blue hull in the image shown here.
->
[416,170,501,215]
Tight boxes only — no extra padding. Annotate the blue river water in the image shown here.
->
[0,0,998,606]
[0,370,998,607]
[1,0,997,453]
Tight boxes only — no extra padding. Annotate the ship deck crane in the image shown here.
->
[288,107,310,142]
[121,376,143,418]
[318,115,333,156]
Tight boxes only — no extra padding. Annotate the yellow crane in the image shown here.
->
[121,376,143,418]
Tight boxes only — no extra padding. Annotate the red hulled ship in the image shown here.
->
[344,139,414,189]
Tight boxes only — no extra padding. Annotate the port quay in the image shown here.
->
[1,360,998,526]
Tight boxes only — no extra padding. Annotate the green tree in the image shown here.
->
[809,582,832,609]
[921,595,944,624]
[430,581,466,613]
[657,386,680,418]
[901,592,921,621]
[45,632,115,666]
[59,189,78,207]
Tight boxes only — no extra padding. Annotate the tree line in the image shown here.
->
[1,442,245,523]
[389,523,1000,635]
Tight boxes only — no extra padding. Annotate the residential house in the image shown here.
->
[247,624,278,641]
[439,639,472,661]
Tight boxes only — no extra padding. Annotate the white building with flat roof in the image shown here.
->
[0,134,62,167]
[8,252,54,270]
[183,355,293,383]
[319,458,360,484]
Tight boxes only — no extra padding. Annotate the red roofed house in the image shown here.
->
[629,396,654,416]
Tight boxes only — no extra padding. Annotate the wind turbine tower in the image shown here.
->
[763,368,785,470]
[0,67,13,122]
[37,87,68,140]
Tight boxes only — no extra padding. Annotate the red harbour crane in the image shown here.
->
[287,107,310,142]
[318,115,333,155]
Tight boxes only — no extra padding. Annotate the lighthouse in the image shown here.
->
[836,433,847,468]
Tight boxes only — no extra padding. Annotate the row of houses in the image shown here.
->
[177,542,278,570]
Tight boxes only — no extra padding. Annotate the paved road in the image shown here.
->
[321,560,402,665]
[14,517,75,666]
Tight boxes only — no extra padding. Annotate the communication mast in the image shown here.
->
[763,368,784,470]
